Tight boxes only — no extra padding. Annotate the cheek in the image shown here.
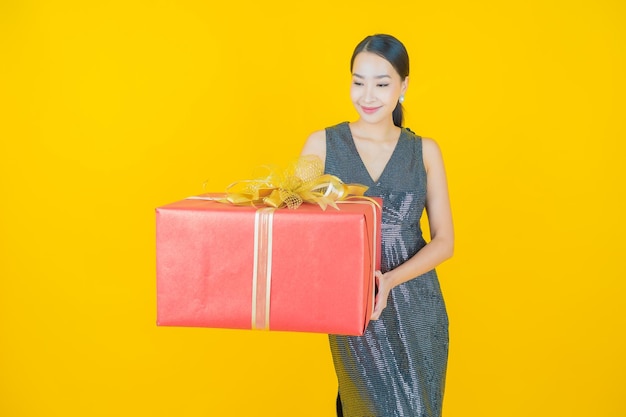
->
[384,87,401,103]
[349,86,360,103]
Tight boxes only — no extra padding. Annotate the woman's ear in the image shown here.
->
[401,76,410,96]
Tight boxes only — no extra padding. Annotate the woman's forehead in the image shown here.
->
[352,52,397,77]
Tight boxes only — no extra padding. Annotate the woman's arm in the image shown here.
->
[371,137,454,319]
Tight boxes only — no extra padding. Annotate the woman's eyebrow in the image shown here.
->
[352,73,392,79]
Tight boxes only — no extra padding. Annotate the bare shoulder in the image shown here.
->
[300,129,327,160]
[306,129,326,143]
[420,137,445,173]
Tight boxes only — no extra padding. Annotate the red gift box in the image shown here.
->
[156,195,381,335]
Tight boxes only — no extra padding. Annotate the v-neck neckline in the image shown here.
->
[345,122,404,185]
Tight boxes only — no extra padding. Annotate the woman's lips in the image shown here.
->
[361,106,381,114]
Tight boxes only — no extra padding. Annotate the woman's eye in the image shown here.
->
[377,83,389,87]
[353,81,363,86]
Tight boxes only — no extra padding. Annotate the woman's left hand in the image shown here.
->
[371,270,393,320]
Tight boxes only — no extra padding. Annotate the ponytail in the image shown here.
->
[392,102,404,127]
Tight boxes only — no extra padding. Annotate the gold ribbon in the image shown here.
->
[219,155,369,210]
[252,207,275,330]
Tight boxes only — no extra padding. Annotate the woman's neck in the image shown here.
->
[351,118,400,142]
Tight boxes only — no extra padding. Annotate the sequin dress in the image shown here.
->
[325,122,449,417]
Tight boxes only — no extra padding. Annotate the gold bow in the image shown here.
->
[220,155,369,210]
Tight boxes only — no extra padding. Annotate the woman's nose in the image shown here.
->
[364,84,375,102]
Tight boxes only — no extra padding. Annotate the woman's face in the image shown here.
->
[350,51,408,125]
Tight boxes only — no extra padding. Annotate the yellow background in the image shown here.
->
[1,1,624,416]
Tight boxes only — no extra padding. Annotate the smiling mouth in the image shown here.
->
[361,106,381,114]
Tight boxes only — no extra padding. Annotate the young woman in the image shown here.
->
[301,34,454,417]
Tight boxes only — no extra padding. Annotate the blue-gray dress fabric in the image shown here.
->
[325,122,449,417]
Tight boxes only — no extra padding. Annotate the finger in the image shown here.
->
[370,298,379,320]
[370,300,386,320]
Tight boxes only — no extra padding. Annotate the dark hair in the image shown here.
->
[350,34,409,127]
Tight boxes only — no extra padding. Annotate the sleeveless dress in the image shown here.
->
[325,122,449,417]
